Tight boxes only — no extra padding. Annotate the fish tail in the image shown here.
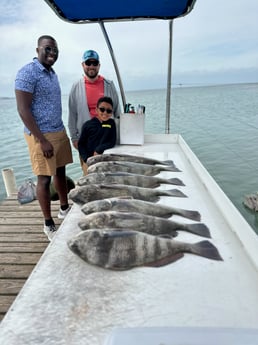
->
[190,240,223,261]
[167,178,185,186]
[178,209,201,221]
[185,223,211,238]
[167,189,187,198]
[163,160,176,166]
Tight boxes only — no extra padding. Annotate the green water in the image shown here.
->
[1,83,258,233]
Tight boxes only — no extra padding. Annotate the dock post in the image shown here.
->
[2,168,17,196]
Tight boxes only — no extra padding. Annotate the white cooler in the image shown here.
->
[119,113,145,145]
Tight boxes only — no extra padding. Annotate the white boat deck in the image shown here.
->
[0,134,258,345]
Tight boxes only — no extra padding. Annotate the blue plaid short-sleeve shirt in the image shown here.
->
[15,58,64,134]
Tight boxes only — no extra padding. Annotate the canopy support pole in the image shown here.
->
[165,19,173,134]
[99,21,126,109]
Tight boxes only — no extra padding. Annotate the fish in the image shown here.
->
[67,229,223,270]
[77,171,185,188]
[87,161,181,175]
[78,211,211,238]
[86,153,176,167]
[69,184,187,205]
[81,197,201,221]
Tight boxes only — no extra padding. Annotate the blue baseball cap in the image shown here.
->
[82,50,99,62]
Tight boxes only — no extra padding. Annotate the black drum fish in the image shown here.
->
[86,153,176,167]
[77,172,184,188]
[69,184,187,205]
[78,211,211,238]
[68,229,223,270]
[81,197,201,222]
[87,161,181,176]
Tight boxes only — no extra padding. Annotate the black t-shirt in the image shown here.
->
[78,117,117,162]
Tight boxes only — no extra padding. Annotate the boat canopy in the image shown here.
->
[44,0,196,23]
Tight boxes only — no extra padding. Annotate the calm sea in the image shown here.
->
[1,83,258,234]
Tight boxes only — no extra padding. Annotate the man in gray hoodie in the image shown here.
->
[68,50,121,151]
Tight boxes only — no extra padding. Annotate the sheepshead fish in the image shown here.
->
[69,184,187,205]
[87,153,176,167]
[77,172,184,188]
[87,161,181,176]
[68,229,223,270]
[79,211,211,238]
[81,197,201,222]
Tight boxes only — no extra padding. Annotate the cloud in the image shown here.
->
[0,0,258,96]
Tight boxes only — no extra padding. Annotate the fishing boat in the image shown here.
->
[0,1,258,344]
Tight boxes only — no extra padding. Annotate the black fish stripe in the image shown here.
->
[142,235,149,262]
[96,232,114,268]
[154,236,163,261]
[109,231,137,268]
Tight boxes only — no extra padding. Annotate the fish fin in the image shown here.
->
[103,229,137,239]
[144,253,184,267]
[167,189,187,198]
[184,223,211,238]
[107,172,129,177]
[99,184,117,189]
[167,178,185,186]
[158,232,178,239]
[150,196,160,202]
[114,161,129,167]
[192,240,223,261]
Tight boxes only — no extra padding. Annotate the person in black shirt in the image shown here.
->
[78,96,116,175]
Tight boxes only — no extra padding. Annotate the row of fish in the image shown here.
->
[67,153,223,270]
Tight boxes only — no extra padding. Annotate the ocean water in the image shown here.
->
[1,83,258,234]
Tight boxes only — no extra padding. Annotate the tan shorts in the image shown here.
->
[25,130,73,176]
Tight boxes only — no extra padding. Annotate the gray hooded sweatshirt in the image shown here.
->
[68,77,121,142]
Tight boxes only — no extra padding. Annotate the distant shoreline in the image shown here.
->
[2,82,258,99]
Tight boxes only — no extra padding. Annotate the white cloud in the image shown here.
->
[0,0,258,96]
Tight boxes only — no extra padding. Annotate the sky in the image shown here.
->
[0,0,258,97]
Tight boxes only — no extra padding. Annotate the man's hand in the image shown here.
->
[40,139,54,158]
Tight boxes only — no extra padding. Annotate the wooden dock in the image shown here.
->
[0,195,63,321]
